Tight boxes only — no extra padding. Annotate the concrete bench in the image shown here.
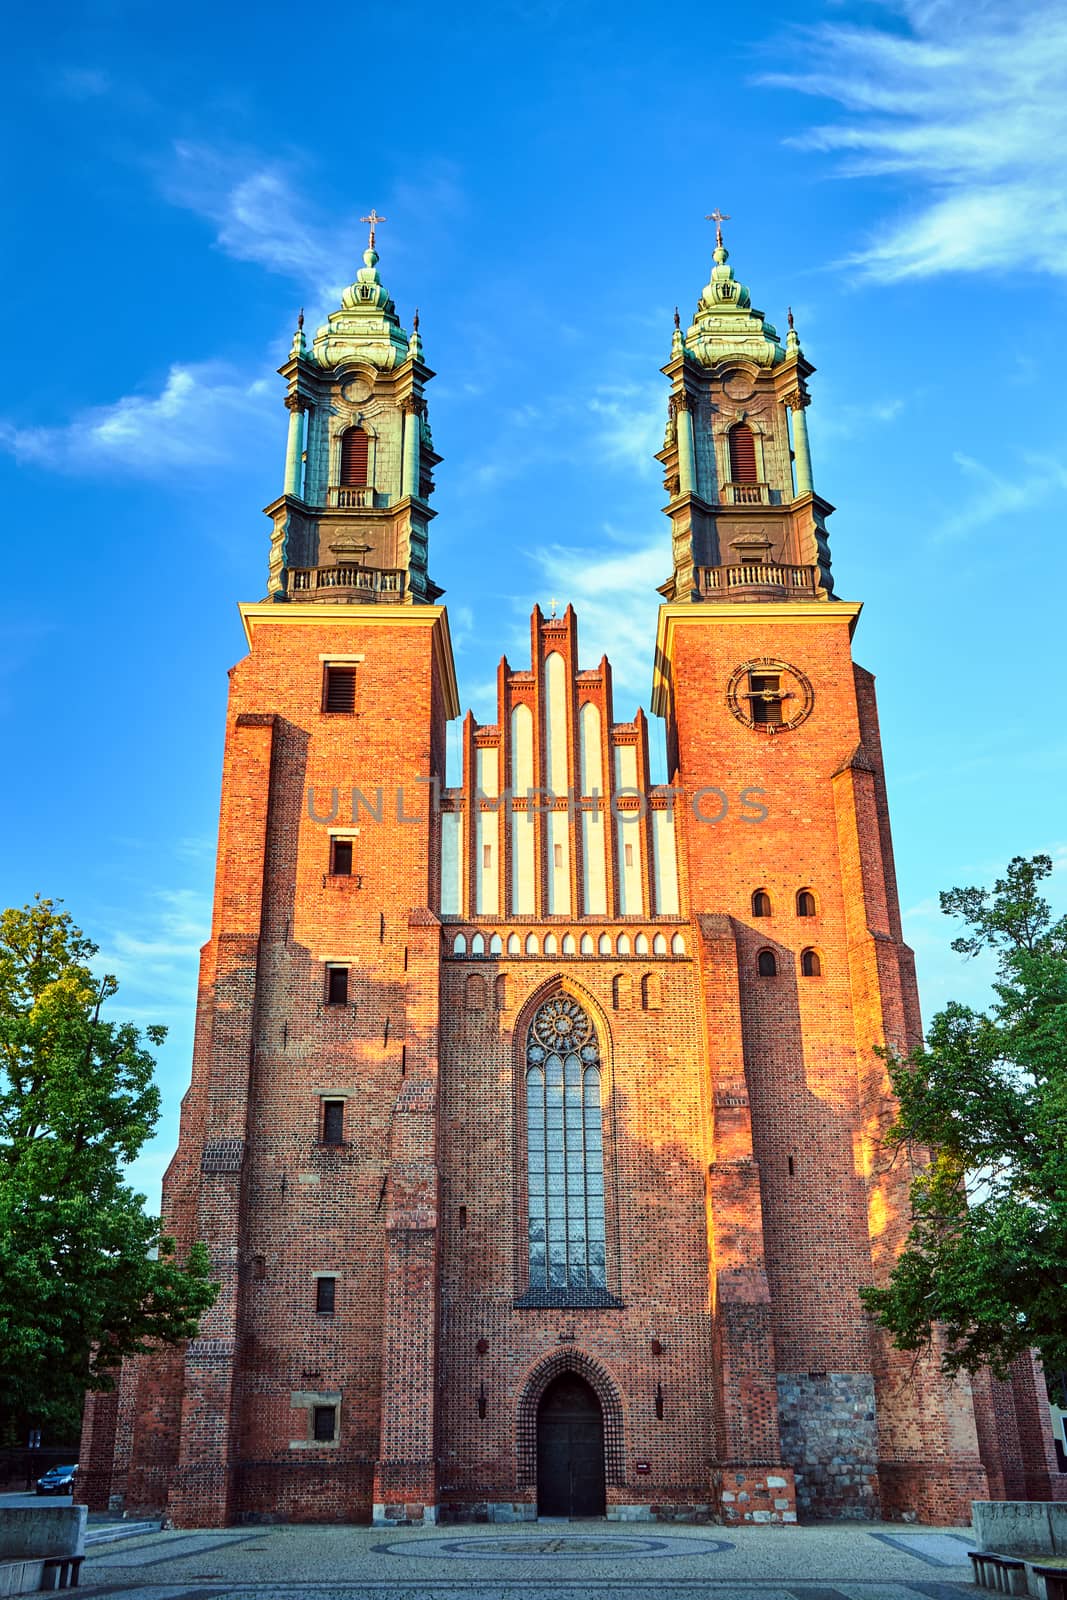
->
[0,1509,86,1593]
[40,1557,82,1591]
[1032,1566,1067,1600]
[968,1551,1028,1594]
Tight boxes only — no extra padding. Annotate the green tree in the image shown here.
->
[861,855,1067,1396]
[0,898,217,1439]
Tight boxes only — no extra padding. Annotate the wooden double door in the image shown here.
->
[536,1374,607,1518]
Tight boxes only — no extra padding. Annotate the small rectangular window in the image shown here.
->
[315,1276,337,1314]
[323,666,356,714]
[624,842,634,868]
[326,965,349,1006]
[553,842,563,869]
[322,1099,345,1145]
[313,1404,337,1442]
[483,843,492,869]
[330,838,353,876]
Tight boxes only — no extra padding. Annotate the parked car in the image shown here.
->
[35,1464,77,1495]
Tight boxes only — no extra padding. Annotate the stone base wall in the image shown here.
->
[438,1502,536,1524]
[711,1467,797,1525]
[776,1373,879,1519]
[372,1503,437,1526]
[610,1503,711,1523]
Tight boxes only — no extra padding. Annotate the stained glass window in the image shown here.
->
[525,996,606,1291]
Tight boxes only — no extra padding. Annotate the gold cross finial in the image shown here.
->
[549,597,558,619]
[360,209,387,248]
[705,208,731,248]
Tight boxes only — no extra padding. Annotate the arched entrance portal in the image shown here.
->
[536,1373,607,1517]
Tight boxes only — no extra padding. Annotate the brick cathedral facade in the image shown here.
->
[78,223,1064,1527]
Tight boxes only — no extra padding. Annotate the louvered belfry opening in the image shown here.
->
[729,423,758,485]
[340,426,370,487]
[324,666,356,713]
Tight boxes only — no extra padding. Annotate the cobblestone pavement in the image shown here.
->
[74,1520,980,1600]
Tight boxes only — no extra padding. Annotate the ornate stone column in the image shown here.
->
[785,390,813,497]
[283,395,307,499]
[675,389,696,496]
[401,396,423,501]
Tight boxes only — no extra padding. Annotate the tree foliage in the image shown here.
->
[861,856,1067,1395]
[0,898,217,1436]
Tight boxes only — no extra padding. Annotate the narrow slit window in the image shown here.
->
[315,1276,336,1314]
[312,1405,337,1442]
[324,666,356,714]
[483,843,492,869]
[554,842,563,869]
[624,842,634,868]
[321,1099,345,1144]
[326,965,349,1006]
[330,838,353,876]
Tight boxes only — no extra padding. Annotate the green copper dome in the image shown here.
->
[311,243,411,373]
[684,242,784,371]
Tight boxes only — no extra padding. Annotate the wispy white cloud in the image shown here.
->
[764,1,1067,280]
[587,385,663,475]
[159,143,361,299]
[54,66,111,99]
[97,887,210,1015]
[530,534,666,710]
[2,362,275,477]
[934,448,1067,540]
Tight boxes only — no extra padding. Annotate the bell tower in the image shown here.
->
[264,212,443,606]
[657,212,832,604]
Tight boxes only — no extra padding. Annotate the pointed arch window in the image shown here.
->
[729,423,758,485]
[340,426,369,487]
[524,997,606,1296]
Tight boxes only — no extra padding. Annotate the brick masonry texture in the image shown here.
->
[77,601,1066,1528]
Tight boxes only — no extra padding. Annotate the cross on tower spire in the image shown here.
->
[360,208,387,248]
[705,208,731,248]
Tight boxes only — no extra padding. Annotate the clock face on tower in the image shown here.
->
[726,658,814,734]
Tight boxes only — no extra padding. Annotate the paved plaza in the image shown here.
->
[72,1518,982,1600]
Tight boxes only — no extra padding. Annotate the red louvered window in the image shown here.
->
[729,424,758,484]
[340,427,369,487]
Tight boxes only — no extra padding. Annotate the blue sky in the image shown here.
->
[3,0,1066,1206]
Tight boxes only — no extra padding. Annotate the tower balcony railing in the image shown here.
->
[327,485,378,509]
[697,562,818,598]
[721,482,771,506]
[289,564,406,600]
